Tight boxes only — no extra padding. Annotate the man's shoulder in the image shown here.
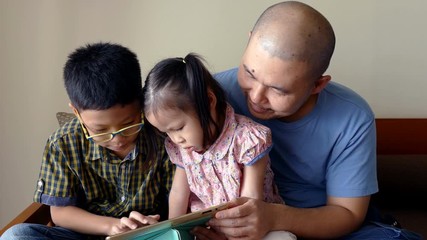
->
[324,81,374,118]
[213,67,238,86]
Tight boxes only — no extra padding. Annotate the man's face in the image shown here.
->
[237,41,316,121]
[77,101,141,158]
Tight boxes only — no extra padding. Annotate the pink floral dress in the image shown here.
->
[165,105,283,212]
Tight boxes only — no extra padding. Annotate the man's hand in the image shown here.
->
[109,212,160,235]
[202,197,275,240]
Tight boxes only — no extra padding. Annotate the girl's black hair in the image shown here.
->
[143,53,227,147]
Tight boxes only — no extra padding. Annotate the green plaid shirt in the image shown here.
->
[34,118,174,219]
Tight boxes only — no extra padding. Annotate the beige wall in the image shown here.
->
[1,0,426,228]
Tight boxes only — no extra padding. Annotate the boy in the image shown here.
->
[2,42,174,240]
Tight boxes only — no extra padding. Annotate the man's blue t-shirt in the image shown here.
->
[215,68,378,208]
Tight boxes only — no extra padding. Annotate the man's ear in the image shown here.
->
[311,75,331,94]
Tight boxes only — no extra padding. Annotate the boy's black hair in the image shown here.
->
[143,53,227,147]
[64,42,161,161]
[64,42,142,110]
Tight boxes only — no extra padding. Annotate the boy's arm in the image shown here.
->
[240,155,269,200]
[168,167,191,219]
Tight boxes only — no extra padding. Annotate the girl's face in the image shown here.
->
[146,108,206,153]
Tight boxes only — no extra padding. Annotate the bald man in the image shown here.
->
[193,1,421,240]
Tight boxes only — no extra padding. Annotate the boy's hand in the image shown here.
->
[110,212,160,235]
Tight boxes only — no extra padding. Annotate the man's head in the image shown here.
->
[238,1,335,121]
[64,42,143,157]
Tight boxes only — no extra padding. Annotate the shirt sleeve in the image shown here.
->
[164,138,184,168]
[34,136,79,206]
[234,117,273,166]
[326,117,378,197]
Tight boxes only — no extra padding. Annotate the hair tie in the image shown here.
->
[182,58,186,64]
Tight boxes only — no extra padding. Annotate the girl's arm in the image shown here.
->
[240,155,269,200]
[168,167,191,219]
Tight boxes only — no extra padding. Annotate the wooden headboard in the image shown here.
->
[375,118,427,155]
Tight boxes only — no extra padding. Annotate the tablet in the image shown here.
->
[106,203,229,240]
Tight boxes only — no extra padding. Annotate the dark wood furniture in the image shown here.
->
[373,118,427,238]
[0,203,53,235]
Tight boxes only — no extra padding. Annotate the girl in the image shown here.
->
[143,53,283,216]
[143,53,295,239]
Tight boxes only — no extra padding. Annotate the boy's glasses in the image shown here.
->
[75,111,143,143]
[86,123,143,143]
